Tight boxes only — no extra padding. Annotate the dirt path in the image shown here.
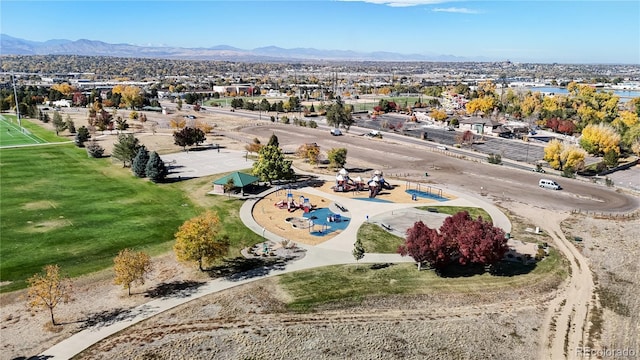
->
[508,204,595,360]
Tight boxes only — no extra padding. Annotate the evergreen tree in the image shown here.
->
[267,134,279,147]
[74,126,91,147]
[65,115,76,134]
[85,140,105,158]
[112,133,141,167]
[132,146,150,178]
[146,151,168,183]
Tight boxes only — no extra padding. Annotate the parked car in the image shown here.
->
[330,128,343,136]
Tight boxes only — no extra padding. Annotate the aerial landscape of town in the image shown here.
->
[1,1,639,360]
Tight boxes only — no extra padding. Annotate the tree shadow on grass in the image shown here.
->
[370,263,393,270]
[488,260,537,277]
[144,280,206,299]
[206,256,292,282]
[435,260,537,278]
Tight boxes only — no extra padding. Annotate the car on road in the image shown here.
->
[539,179,561,190]
[330,128,343,136]
[365,130,382,138]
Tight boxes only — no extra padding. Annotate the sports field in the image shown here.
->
[0,114,48,147]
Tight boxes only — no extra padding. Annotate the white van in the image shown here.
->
[539,179,562,190]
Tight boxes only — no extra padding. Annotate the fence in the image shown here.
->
[570,209,639,220]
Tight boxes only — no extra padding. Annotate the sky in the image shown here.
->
[1,0,639,64]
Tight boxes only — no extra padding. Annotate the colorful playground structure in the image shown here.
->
[333,168,393,198]
[275,190,316,213]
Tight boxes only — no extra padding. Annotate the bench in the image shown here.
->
[335,203,348,212]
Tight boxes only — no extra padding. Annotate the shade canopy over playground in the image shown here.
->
[212,171,260,194]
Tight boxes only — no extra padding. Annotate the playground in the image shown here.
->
[251,177,456,246]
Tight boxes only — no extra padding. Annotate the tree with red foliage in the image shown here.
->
[545,117,560,132]
[399,211,507,272]
[441,212,507,266]
[398,221,453,271]
[557,120,576,135]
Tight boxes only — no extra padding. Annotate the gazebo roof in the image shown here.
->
[212,172,260,187]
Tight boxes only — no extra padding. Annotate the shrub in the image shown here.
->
[487,153,502,164]
[308,120,318,128]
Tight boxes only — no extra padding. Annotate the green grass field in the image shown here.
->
[279,248,568,312]
[0,115,48,147]
[0,143,265,292]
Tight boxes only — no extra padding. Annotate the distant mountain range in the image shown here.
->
[0,34,480,62]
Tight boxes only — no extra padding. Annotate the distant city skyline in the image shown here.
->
[1,0,638,64]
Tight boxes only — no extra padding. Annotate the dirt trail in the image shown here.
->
[508,204,595,360]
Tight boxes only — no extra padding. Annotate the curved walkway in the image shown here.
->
[40,175,510,359]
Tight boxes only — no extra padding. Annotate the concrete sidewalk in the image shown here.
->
[41,174,512,359]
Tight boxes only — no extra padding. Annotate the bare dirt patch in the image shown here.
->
[21,200,58,211]
[562,212,640,352]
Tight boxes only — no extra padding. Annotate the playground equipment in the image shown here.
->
[333,168,359,192]
[404,181,446,201]
[367,170,393,198]
[274,190,315,213]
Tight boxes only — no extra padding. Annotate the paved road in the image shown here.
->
[239,124,639,213]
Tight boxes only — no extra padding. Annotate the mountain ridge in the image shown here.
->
[0,34,480,62]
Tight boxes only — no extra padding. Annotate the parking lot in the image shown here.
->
[160,148,254,179]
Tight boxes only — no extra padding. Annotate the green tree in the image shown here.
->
[259,98,271,112]
[112,133,141,167]
[65,115,76,134]
[267,134,279,147]
[74,126,91,147]
[113,248,152,296]
[173,127,206,151]
[252,144,294,184]
[174,211,229,271]
[224,178,235,197]
[145,151,168,183]
[603,150,619,168]
[327,148,348,169]
[115,116,129,132]
[326,97,354,130]
[132,146,150,178]
[51,111,67,135]
[352,238,365,265]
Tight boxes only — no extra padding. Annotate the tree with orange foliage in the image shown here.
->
[113,248,152,296]
[51,83,77,96]
[174,211,228,271]
[26,265,74,326]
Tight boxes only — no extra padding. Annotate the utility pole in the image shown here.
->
[12,73,22,129]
